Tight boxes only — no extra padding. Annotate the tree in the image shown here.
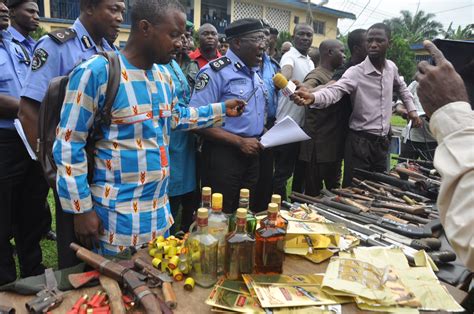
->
[384,10,443,43]
[276,31,292,50]
[387,35,416,83]
[336,32,350,58]
[442,23,474,40]
[30,26,47,41]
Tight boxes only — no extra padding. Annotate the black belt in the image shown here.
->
[350,129,390,142]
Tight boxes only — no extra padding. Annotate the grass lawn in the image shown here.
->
[37,116,408,270]
[41,190,58,270]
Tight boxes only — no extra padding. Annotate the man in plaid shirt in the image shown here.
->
[53,0,244,255]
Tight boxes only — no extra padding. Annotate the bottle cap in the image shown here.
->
[202,187,212,195]
[268,203,278,213]
[271,194,281,204]
[240,188,250,198]
[212,193,223,210]
[236,208,247,218]
[197,208,208,218]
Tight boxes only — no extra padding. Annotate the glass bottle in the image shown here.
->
[229,189,257,233]
[262,194,288,229]
[224,208,256,280]
[255,203,286,274]
[201,186,212,210]
[187,208,218,287]
[208,193,228,276]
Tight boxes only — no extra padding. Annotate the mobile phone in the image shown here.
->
[432,39,474,106]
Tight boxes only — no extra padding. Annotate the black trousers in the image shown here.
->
[272,142,305,200]
[201,140,259,214]
[53,191,81,269]
[400,140,437,161]
[0,129,49,285]
[305,160,342,197]
[342,130,390,187]
[254,147,274,213]
[169,191,197,234]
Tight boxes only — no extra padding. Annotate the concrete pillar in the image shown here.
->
[43,0,51,18]
[193,0,202,29]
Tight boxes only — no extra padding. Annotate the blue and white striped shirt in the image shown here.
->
[53,51,225,248]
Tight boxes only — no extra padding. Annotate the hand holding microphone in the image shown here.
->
[273,73,314,106]
[274,73,315,105]
[273,73,297,97]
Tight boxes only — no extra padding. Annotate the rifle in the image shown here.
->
[322,189,426,215]
[70,243,171,314]
[392,156,434,168]
[356,175,432,203]
[354,168,435,199]
[351,178,423,205]
[291,192,440,239]
[395,166,441,186]
[282,201,455,265]
[330,189,430,225]
[333,187,402,204]
[134,258,177,310]
[25,268,64,313]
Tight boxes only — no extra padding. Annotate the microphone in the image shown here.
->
[273,73,296,97]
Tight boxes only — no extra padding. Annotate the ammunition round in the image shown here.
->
[184,277,195,291]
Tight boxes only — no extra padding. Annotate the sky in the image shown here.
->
[319,0,473,35]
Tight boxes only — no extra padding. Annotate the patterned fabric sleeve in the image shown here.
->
[171,99,226,131]
[53,56,108,214]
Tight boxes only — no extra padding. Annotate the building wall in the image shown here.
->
[39,0,340,48]
[232,0,339,47]
[288,7,338,47]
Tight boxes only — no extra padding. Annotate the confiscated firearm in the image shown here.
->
[25,268,64,313]
[354,168,437,200]
[70,243,171,314]
[353,177,432,204]
[134,258,177,310]
[321,189,426,216]
[329,189,431,225]
[291,192,441,239]
[282,201,455,265]
[395,166,441,186]
[392,156,434,168]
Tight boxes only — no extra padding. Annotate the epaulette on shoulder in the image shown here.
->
[209,57,231,72]
[47,28,77,45]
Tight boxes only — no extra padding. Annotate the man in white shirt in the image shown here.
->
[273,23,314,199]
[416,40,474,272]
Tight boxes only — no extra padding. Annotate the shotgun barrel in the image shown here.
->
[70,243,170,314]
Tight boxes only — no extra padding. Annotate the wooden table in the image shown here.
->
[0,253,467,314]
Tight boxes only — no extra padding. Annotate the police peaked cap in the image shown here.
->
[225,18,266,39]
[218,34,227,44]
[7,0,37,8]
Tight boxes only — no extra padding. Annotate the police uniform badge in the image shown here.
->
[210,57,231,71]
[31,48,49,71]
[195,73,210,91]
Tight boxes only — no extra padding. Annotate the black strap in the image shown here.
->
[98,51,121,127]
[85,51,121,183]
[11,38,31,65]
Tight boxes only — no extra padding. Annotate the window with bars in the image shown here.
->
[233,1,264,20]
[48,0,133,25]
[265,7,291,32]
[233,1,291,33]
[313,20,325,35]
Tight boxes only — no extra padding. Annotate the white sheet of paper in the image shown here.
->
[14,119,37,160]
[260,115,310,148]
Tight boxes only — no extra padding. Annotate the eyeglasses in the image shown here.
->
[241,36,267,44]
